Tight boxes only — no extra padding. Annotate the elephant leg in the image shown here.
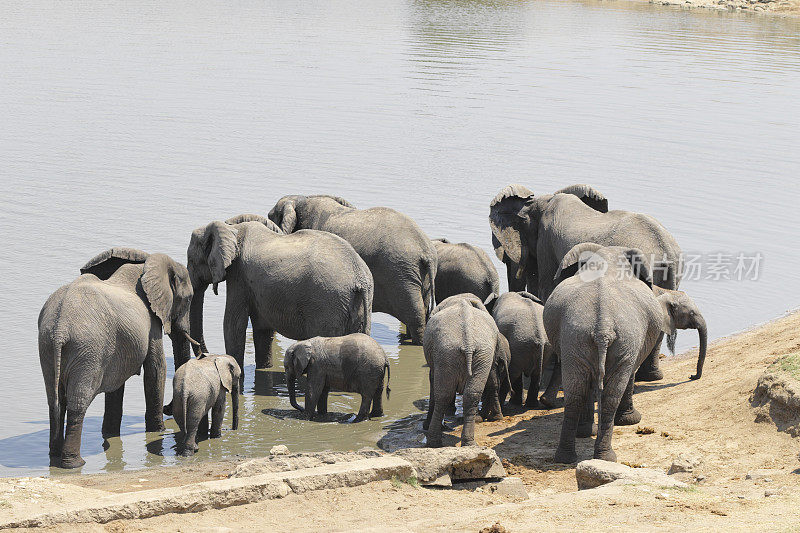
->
[370,379,385,418]
[353,393,372,422]
[525,345,544,409]
[210,395,225,438]
[635,333,664,382]
[48,387,66,461]
[318,384,330,416]
[61,406,88,469]
[303,372,324,420]
[224,301,249,390]
[480,371,503,422]
[615,374,642,426]
[445,392,457,415]
[576,390,597,438]
[143,338,166,433]
[540,356,562,408]
[253,326,275,369]
[180,410,202,456]
[197,414,209,440]
[426,381,449,448]
[594,374,629,462]
[461,379,483,446]
[509,374,523,406]
[423,368,435,431]
[102,383,125,439]
[554,366,590,464]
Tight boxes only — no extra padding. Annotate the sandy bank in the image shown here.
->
[644,0,800,16]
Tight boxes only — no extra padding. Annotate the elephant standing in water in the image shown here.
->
[423,294,511,448]
[490,184,683,381]
[269,195,437,344]
[188,218,373,384]
[543,243,707,463]
[38,248,197,468]
[431,238,499,304]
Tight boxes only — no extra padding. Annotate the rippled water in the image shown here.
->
[1,0,799,477]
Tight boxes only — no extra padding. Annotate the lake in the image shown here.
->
[1,0,799,476]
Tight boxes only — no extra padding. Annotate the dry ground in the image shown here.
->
[12,311,800,532]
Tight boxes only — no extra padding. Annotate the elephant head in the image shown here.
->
[81,247,150,280]
[186,221,240,353]
[283,341,314,412]
[553,243,653,288]
[654,287,708,381]
[489,184,608,292]
[210,354,241,429]
[268,195,355,234]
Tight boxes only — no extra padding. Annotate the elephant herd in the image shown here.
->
[38,186,707,469]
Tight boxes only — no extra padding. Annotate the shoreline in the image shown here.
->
[643,0,800,17]
[3,309,800,530]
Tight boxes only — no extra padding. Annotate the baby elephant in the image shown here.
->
[284,333,390,422]
[172,354,241,456]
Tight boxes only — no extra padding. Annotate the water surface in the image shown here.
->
[2,0,799,476]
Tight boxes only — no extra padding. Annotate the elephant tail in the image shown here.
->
[461,348,474,377]
[594,335,611,427]
[421,257,436,321]
[384,363,391,401]
[348,285,372,335]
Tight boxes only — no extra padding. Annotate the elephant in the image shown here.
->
[422,294,512,448]
[38,248,197,468]
[172,353,241,456]
[283,333,390,422]
[490,183,683,382]
[268,195,437,344]
[483,291,556,410]
[543,243,707,463]
[431,238,499,304]
[188,218,374,385]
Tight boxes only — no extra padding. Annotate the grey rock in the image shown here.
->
[576,460,687,490]
[668,454,702,475]
[393,447,506,484]
[270,445,290,456]
[486,477,529,500]
[745,469,784,480]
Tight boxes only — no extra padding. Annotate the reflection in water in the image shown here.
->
[1,0,800,476]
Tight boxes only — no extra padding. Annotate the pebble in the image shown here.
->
[765,488,781,497]
[270,445,290,456]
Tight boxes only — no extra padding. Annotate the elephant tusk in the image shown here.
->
[183,331,202,347]
[212,282,219,295]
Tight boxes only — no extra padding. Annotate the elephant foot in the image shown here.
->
[351,414,368,423]
[59,455,86,469]
[461,438,477,447]
[482,411,503,422]
[370,410,384,418]
[553,448,578,464]
[426,438,443,448]
[634,368,663,382]
[524,397,541,410]
[179,448,196,457]
[615,409,642,426]
[576,422,597,438]
[594,449,617,462]
[163,401,173,416]
[539,394,559,409]
[210,430,222,438]
[509,394,523,406]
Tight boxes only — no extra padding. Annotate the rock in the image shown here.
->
[668,454,702,475]
[576,460,687,490]
[765,488,782,497]
[270,445,289,456]
[479,523,508,533]
[745,469,784,480]
[393,447,506,484]
[426,473,453,487]
[487,477,529,500]
[231,450,381,478]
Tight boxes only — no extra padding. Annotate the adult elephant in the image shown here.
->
[38,248,197,468]
[431,238,499,304]
[544,243,707,463]
[187,218,374,384]
[268,195,437,344]
[489,184,682,381]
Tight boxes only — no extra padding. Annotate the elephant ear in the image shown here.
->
[292,343,312,375]
[196,221,238,285]
[314,195,355,208]
[432,237,450,244]
[226,214,284,234]
[215,356,240,392]
[141,253,178,334]
[269,197,299,233]
[517,291,543,305]
[554,184,609,213]
[622,248,654,288]
[489,185,534,265]
[483,292,499,314]
[553,242,604,286]
[80,247,150,280]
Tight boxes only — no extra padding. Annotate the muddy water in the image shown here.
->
[2,0,800,476]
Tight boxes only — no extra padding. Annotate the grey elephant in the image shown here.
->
[283,333,390,422]
[268,195,437,344]
[543,243,707,463]
[490,183,682,382]
[38,248,198,468]
[484,291,556,409]
[431,238,499,304]
[172,353,241,456]
[188,218,374,385]
[423,294,511,448]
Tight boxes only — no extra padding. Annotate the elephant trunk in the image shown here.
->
[189,281,209,354]
[287,374,304,412]
[169,331,192,371]
[690,320,707,380]
[231,379,240,430]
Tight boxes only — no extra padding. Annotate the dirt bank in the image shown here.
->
[7,310,800,531]
[644,0,800,17]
